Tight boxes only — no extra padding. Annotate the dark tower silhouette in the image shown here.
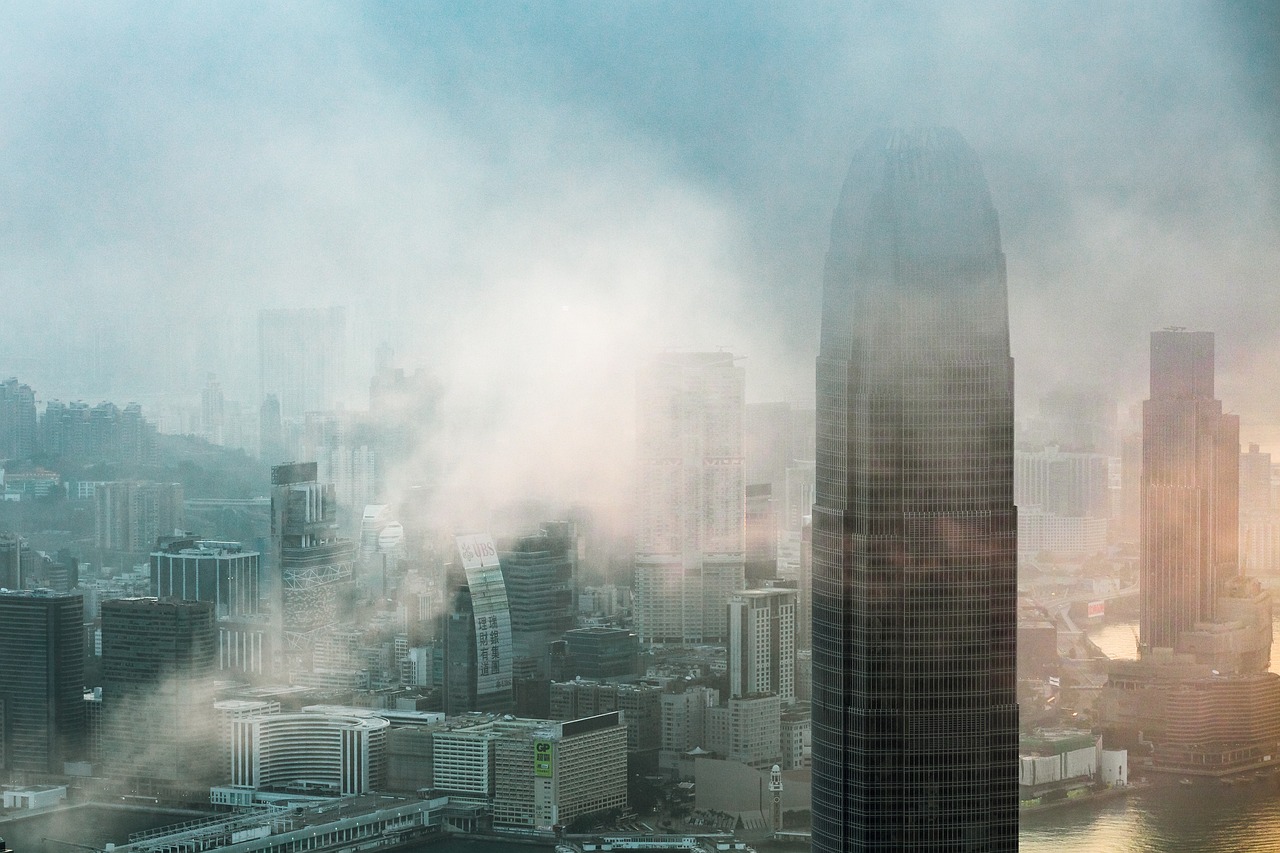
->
[811,129,1018,851]
[0,591,85,774]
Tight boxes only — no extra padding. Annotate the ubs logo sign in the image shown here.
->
[456,533,500,569]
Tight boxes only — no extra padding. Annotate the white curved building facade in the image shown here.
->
[231,712,388,795]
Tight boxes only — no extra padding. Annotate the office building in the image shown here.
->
[548,679,661,757]
[431,721,503,803]
[1141,329,1239,652]
[727,588,796,703]
[1101,331,1280,774]
[501,524,577,675]
[562,627,639,681]
[271,463,357,670]
[151,536,262,618]
[1013,445,1111,556]
[634,352,745,644]
[811,129,1019,850]
[151,535,269,676]
[492,712,628,831]
[444,534,514,714]
[229,710,388,795]
[0,533,36,590]
[0,591,85,773]
[101,597,219,783]
[258,306,347,421]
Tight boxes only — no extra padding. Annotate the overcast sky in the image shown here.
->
[2,1,1278,516]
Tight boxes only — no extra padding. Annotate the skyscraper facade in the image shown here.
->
[270,462,357,671]
[0,591,85,774]
[811,129,1018,850]
[1140,329,1239,652]
[101,597,219,784]
[501,523,577,677]
[445,533,515,714]
[634,352,745,644]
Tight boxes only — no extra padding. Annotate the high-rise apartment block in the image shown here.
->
[41,400,155,466]
[201,374,226,446]
[634,352,745,644]
[95,481,185,556]
[302,411,378,513]
[727,588,796,703]
[1015,446,1111,556]
[0,591,85,774]
[259,307,346,421]
[659,685,718,776]
[811,129,1019,850]
[1239,443,1280,577]
[259,394,285,464]
[0,379,37,462]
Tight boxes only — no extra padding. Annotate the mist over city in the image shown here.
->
[1,3,1279,853]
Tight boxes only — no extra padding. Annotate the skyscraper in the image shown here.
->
[634,352,745,644]
[811,129,1018,850]
[0,591,85,774]
[445,533,515,714]
[270,462,357,672]
[1140,329,1239,652]
[1101,330,1280,775]
[101,597,218,784]
[501,523,577,678]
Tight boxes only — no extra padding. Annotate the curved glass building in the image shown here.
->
[811,128,1019,851]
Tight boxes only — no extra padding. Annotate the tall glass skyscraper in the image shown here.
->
[811,129,1019,851]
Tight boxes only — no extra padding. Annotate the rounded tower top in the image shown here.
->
[829,127,1001,267]
[820,127,1007,359]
